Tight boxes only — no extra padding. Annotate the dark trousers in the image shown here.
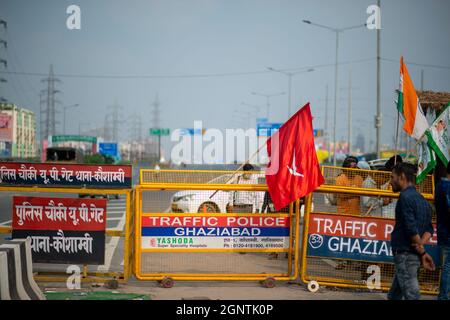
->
[387,251,421,300]
[438,245,450,300]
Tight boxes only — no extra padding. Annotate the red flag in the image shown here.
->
[265,103,324,211]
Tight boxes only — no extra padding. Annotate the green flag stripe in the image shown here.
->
[397,91,404,114]
[425,130,449,167]
[416,148,436,184]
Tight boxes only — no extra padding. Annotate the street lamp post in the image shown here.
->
[302,19,366,166]
[63,104,79,135]
[234,109,257,128]
[241,102,264,116]
[376,0,382,159]
[339,70,360,155]
[250,91,285,120]
[267,68,314,119]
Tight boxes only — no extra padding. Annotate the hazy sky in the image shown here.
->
[0,0,449,160]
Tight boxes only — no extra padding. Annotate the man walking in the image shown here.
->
[434,162,450,300]
[388,163,435,300]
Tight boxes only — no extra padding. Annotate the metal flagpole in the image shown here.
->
[208,139,269,200]
[394,110,400,165]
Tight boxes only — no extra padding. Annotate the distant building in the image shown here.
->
[0,103,37,159]
[120,138,159,163]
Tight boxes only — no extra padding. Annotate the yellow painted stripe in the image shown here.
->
[0,226,12,234]
[137,273,287,277]
[140,169,265,174]
[0,186,129,194]
[141,213,290,217]
[136,275,293,281]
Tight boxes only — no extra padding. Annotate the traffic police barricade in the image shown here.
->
[300,165,440,294]
[0,162,134,284]
[135,169,301,288]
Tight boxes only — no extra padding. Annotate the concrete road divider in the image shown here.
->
[0,239,45,300]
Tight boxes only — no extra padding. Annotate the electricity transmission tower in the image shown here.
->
[40,64,61,140]
[150,93,161,161]
[0,19,7,102]
[127,113,143,162]
[150,93,161,129]
[105,100,122,142]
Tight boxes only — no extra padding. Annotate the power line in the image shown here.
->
[0,69,269,79]
[0,57,448,81]
[381,57,450,70]
[0,57,379,80]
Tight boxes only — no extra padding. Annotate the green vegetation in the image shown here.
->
[45,291,150,300]
[83,153,115,164]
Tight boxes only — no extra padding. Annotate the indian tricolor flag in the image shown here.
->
[397,56,429,140]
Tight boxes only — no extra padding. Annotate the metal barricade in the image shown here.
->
[0,186,134,284]
[300,166,440,294]
[134,169,300,287]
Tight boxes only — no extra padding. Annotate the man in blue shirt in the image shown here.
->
[388,163,435,300]
[433,163,450,300]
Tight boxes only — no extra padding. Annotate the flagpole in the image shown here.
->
[210,103,309,200]
[394,110,400,165]
[208,138,269,200]
[405,133,427,161]
[393,99,428,163]
[406,104,449,161]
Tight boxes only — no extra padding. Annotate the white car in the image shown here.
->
[169,173,311,215]
[170,174,264,213]
[367,158,389,170]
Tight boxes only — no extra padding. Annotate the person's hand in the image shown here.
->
[420,253,436,271]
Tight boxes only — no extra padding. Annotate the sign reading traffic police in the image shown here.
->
[141,215,290,251]
[12,196,107,264]
[307,213,439,263]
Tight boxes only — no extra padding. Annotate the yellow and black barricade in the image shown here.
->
[0,162,134,284]
[300,165,440,295]
[0,186,134,284]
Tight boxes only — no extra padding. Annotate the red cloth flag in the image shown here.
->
[265,103,324,211]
